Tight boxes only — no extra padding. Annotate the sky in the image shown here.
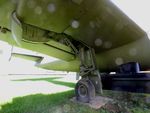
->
[111,0,150,36]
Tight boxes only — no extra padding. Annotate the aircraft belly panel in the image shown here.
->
[64,0,145,53]
[16,0,86,33]
[0,0,16,29]
[96,37,150,72]
[16,0,145,53]
[0,32,75,62]
[1,0,150,72]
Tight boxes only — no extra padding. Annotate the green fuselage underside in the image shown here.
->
[0,0,150,72]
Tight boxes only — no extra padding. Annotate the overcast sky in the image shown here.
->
[111,0,150,35]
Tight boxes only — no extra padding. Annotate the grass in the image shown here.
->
[101,91,150,113]
[0,90,110,113]
[0,77,150,113]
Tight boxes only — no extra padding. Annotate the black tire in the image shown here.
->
[75,79,95,103]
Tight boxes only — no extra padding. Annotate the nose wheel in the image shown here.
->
[75,79,95,103]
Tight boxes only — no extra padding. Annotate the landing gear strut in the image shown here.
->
[75,47,103,103]
[64,38,103,103]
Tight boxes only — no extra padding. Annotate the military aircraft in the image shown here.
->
[0,0,150,103]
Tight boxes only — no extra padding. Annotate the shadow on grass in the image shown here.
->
[13,77,76,88]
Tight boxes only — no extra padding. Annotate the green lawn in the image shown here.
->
[0,77,150,113]
[0,90,111,113]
